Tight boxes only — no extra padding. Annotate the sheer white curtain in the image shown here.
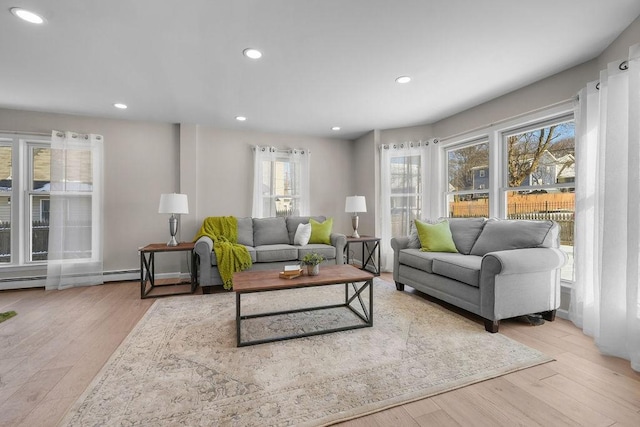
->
[251,145,310,218]
[46,131,104,290]
[571,44,640,371]
[379,141,429,272]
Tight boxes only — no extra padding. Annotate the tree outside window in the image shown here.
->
[506,120,575,282]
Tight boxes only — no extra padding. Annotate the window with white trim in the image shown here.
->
[252,146,310,218]
[446,139,490,218]
[440,106,576,284]
[503,118,575,282]
[0,134,51,265]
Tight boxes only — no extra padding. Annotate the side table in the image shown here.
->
[344,235,381,276]
[139,242,198,299]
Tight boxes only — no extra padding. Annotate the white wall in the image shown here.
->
[0,108,178,277]
[190,126,353,240]
[0,109,352,282]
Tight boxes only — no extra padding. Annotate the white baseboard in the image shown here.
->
[0,269,192,290]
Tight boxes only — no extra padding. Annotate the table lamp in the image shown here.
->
[345,195,367,238]
[158,193,189,246]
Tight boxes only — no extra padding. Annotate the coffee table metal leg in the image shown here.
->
[345,279,373,325]
[236,292,242,347]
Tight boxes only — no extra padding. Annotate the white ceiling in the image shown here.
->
[2,1,640,140]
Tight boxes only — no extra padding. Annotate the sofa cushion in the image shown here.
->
[446,217,487,255]
[470,219,556,256]
[298,244,336,261]
[253,217,290,246]
[237,217,254,246]
[294,223,312,245]
[398,249,469,274]
[309,218,333,244]
[408,217,486,254]
[254,244,298,263]
[286,216,326,244]
[210,245,256,265]
[432,255,483,287]
[415,219,458,253]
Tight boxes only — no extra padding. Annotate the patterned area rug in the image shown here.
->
[60,280,552,426]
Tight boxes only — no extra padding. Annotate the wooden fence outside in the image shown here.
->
[449,192,575,245]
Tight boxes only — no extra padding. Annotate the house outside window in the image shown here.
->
[446,140,490,218]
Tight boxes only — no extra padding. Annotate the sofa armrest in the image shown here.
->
[482,247,567,275]
[391,236,410,282]
[194,236,214,286]
[391,236,410,251]
[331,233,347,264]
[479,247,567,322]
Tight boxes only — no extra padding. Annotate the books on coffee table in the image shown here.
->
[280,265,303,279]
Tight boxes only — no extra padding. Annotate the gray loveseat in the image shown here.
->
[194,216,346,293]
[391,218,567,332]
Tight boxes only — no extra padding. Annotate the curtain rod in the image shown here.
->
[0,130,50,137]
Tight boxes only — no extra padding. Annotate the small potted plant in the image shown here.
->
[301,252,324,276]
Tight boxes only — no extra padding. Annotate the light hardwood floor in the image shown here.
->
[1,274,639,427]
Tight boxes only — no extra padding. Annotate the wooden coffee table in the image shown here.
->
[233,264,374,347]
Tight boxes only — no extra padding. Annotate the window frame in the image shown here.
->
[444,137,491,218]
[0,133,51,269]
[252,146,310,218]
[438,102,576,285]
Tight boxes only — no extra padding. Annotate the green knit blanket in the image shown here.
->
[193,216,252,290]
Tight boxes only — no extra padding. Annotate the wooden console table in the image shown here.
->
[139,242,198,299]
[344,235,381,276]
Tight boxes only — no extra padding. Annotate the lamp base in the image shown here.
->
[167,215,179,246]
[351,214,360,238]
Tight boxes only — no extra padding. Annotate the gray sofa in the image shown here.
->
[194,216,346,292]
[391,218,567,332]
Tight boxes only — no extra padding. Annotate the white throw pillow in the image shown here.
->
[294,222,312,246]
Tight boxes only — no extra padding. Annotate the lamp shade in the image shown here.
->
[345,196,367,213]
[158,193,189,214]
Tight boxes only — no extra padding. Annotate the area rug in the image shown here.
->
[60,280,552,426]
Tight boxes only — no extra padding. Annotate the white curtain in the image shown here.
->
[379,141,429,272]
[46,131,104,290]
[571,44,640,371]
[251,145,310,218]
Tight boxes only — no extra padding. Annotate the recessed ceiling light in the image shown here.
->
[331,126,341,131]
[114,103,127,109]
[395,76,411,84]
[10,7,44,24]
[235,116,247,121]
[243,48,262,59]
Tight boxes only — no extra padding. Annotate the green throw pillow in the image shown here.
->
[415,219,458,253]
[309,218,333,244]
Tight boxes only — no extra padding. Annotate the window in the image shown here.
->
[0,143,12,263]
[446,140,490,218]
[252,146,310,218]
[504,119,575,281]
[389,153,423,237]
[439,104,576,284]
[379,141,429,271]
[0,134,51,266]
[30,145,50,261]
